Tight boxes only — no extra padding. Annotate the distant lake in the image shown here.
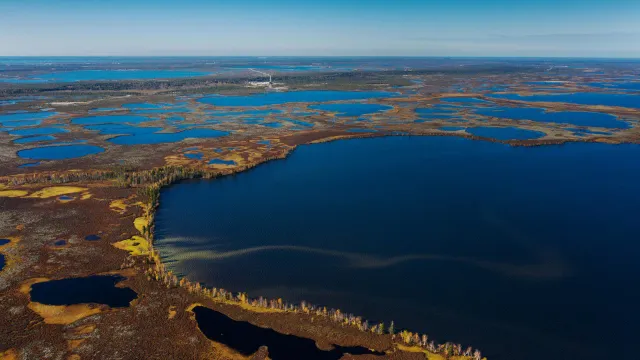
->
[475,106,629,129]
[489,92,640,109]
[0,69,213,83]
[198,91,398,107]
[156,136,639,360]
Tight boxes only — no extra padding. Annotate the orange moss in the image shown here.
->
[0,349,18,360]
[27,302,101,325]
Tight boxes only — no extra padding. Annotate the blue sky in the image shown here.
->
[1,0,639,57]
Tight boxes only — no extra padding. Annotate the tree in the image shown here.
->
[388,321,395,335]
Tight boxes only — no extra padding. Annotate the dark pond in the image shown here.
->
[30,275,137,307]
[0,254,4,271]
[156,136,640,360]
[17,145,105,160]
[193,306,382,360]
[85,234,101,241]
[54,240,67,246]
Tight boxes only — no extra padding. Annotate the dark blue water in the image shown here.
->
[193,306,383,360]
[85,124,163,136]
[475,107,629,129]
[72,115,154,125]
[0,111,57,124]
[309,104,392,117]
[209,159,237,165]
[30,275,137,307]
[8,127,68,136]
[466,127,546,140]
[198,91,397,107]
[18,162,40,168]
[0,254,4,271]
[108,128,229,145]
[2,119,43,127]
[184,152,203,160]
[84,234,101,241]
[155,136,640,360]
[13,135,56,144]
[17,145,105,160]
[489,93,640,109]
[440,97,490,104]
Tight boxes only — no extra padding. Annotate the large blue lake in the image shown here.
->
[155,136,639,360]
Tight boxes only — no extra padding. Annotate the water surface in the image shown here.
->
[199,91,397,107]
[30,275,137,307]
[193,306,382,360]
[156,136,640,360]
[17,144,105,160]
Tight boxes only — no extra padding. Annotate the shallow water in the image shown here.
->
[208,159,237,165]
[489,92,640,109]
[193,306,382,360]
[0,111,57,124]
[475,106,629,129]
[72,115,154,125]
[309,103,392,117]
[199,91,397,107]
[108,128,229,145]
[17,144,105,160]
[466,126,545,140]
[156,136,640,360]
[9,127,69,136]
[13,135,56,144]
[29,275,137,307]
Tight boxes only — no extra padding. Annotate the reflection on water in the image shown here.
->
[156,136,640,360]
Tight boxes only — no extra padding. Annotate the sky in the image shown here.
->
[1,0,639,57]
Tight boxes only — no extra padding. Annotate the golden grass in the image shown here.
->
[27,302,101,325]
[112,236,149,256]
[168,306,177,319]
[72,324,96,335]
[209,341,251,360]
[68,354,81,360]
[134,217,149,234]
[67,339,85,350]
[80,192,92,200]
[109,199,128,213]
[0,190,28,198]
[19,277,49,295]
[27,186,88,199]
[396,344,476,360]
[0,349,18,360]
